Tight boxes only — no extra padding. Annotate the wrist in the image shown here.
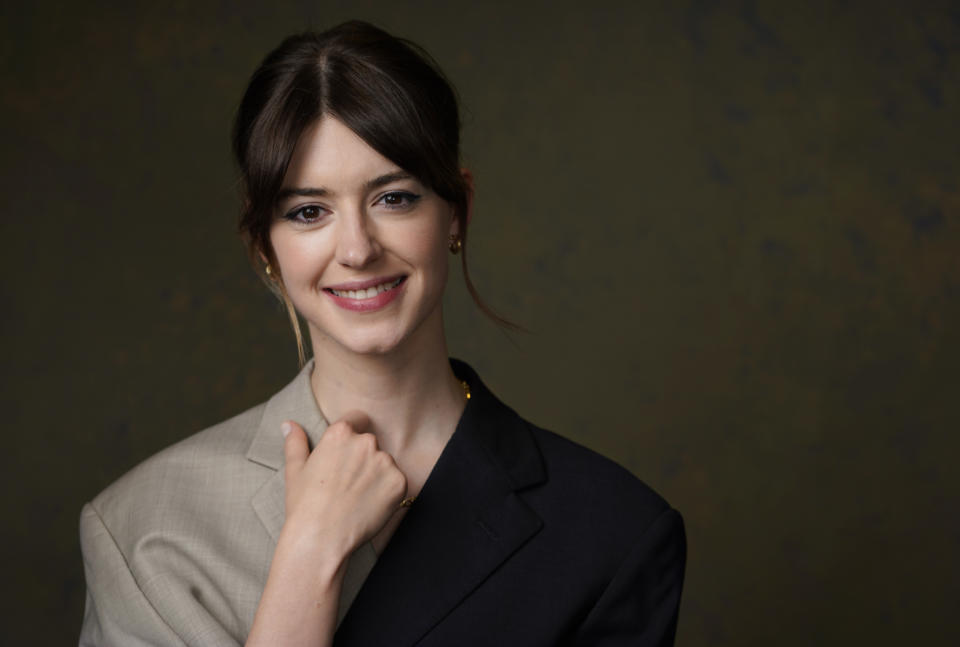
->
[276,524,351,584]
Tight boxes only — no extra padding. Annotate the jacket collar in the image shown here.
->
[246,357,329,563]
[245,358,546,488]
[246,358,327,473]
[246,358,376,626]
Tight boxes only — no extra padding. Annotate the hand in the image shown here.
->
[246,413,407,647]
[280,412,408,562]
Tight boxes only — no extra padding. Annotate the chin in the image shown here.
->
[331,327,408,357]
[308,301,441,358]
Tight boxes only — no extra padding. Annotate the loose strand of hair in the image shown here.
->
[460,244,526,334]
[274,278,307,368]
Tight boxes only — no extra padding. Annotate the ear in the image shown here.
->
[256,247,278,280]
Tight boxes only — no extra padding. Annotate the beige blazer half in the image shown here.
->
[78,360,374,646]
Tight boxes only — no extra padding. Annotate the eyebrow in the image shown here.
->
[276,171,415,202]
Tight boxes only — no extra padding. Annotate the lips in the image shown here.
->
[323,275,408,312]
[326,276,405,300]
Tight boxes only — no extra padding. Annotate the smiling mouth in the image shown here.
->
[326,276,406,300]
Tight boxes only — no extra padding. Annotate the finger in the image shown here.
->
[281,421,309,482]
[371,452,407,502]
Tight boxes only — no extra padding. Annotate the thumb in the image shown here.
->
[281,420,309,482]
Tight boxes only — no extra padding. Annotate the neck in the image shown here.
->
[307,313,466,458]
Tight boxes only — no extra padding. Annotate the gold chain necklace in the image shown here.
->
[399,379,470,508]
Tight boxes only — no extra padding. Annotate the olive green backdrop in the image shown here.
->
[1,1,957,644]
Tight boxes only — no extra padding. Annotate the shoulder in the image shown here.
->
[533,424,687,644]
[458,381,686,640]
[525,422,675,537]
[79,402,274,646]
[516,420,686,628]
[82,358,318,548]
[84,401,269,548]
[77,379,303,645]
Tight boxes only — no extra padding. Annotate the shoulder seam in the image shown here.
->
[85,500,189,645]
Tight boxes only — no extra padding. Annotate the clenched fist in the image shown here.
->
[280,412,408,562]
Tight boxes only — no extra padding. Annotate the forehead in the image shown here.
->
[282,116,401,190]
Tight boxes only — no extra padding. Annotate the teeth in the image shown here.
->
[331,277,402,299]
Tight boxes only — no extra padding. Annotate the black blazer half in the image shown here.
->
[333,360,687,646]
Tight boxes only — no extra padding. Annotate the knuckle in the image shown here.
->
[373,450,393,468]
[390,471,407,495]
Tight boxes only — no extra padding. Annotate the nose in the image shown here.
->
[335,210,382,268]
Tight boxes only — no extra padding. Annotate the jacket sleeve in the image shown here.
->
[78,502,189,647]
[573,507,687,646]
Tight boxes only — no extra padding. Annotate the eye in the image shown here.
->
[376,191,421,210]
[284,204,328,224]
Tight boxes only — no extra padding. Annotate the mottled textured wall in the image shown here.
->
[1,1,957,645]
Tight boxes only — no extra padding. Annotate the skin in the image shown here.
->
[246,116,472,647]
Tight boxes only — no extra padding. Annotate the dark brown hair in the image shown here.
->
[232,20,511,361]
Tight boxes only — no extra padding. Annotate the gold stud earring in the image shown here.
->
[449,235,462,254]
[265,264,274,277]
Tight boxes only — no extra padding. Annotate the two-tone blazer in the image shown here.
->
[79,359,686,646]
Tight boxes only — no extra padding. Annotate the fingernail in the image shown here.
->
[281,422,292,438]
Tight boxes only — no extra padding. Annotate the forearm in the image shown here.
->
[246,528,350,647]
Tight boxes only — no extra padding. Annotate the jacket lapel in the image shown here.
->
[245,360,380,625]
[247,359,328,542]
[334,360,547,646]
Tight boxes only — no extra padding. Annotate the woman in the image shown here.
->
[79,21,685,646]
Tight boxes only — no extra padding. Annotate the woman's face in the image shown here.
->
[269,116,458,357]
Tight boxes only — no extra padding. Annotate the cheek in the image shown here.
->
[270,227,331,285]
[402,219,450,276]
